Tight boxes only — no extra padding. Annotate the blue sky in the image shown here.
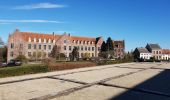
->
[0,0,170,51]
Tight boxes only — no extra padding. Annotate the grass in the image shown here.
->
[47,61,97,71]
[0,64,49,78]
[0,59,132,78]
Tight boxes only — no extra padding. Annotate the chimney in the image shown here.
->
[68,33,71,37]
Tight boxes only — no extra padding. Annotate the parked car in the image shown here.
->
[7,60,22,66]
[0,62,7,67]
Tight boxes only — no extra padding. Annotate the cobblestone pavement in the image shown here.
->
[0,63,170,100]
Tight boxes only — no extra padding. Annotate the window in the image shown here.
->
[44,45,46,50]
[85,47,87,51]
[20,44,23,49]
[64,46,67,50]
[81,46,83,51]
[48,45,51,50]
[98,47,100,51]
[11,43,14,49]
[92,47,94,51]
[28,44,31,49]
[39,45,41,50]
[92,53,94,57]
[34,44,36,49]
[69,46,72,51]
[156,51,158,54]
[88,47,91,51]
[64,40,67,43]
[10,52,14,57]
[28,52,32,57]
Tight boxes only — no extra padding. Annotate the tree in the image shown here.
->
[15,55,28,63]
[106,37,114,51]
[37,52,42,60]
[101,41,106,52]
[0,37,4,46]
[0,46,7,62]
[71,47,79,61]
[51,45,61,58]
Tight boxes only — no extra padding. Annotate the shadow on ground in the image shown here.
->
[110,69,170,100]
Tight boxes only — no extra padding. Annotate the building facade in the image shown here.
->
[7,29,104,62]
[146,44,162,60]
[161,49,170,60]
[113,40,125,59]
[134,47,152,60]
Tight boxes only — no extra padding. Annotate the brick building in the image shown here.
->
[113,40,125,59]
[7,29,125,62]
[7,29,104,62]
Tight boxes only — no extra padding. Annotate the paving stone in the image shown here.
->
[0,78,81,100]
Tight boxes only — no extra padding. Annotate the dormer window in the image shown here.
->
[29,37,31,42]
[39,38,41,43]
[44,39,46,43]
[48,39,51,43]
[34,38,36,43]
[53,40,55,44]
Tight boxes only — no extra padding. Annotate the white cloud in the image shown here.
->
[13,3,66,10]
[0,20,64,24]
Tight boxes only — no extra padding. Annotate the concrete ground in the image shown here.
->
[0,62,170,100]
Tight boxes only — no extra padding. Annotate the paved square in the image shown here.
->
[0,63,170,100]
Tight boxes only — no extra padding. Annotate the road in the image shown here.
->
[0,63,170,100]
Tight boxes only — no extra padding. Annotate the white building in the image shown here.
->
[161,49,170,60]
[134,47,152,60]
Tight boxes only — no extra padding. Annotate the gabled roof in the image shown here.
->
[112,40,125,48]
[162,49,170,54]
[12,30,98,43]
[71,36,96,42]
[147,44,161,50]
[21,32,61,41]
[137,47,150,53]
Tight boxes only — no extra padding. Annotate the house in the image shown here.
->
[161,49,170,60]
[134,47,152,60]
[146,44,162,60]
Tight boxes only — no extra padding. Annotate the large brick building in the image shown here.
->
[7,29,125,62]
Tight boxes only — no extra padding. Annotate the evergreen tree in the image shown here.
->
[106,37,114,51]
[71,47,79,61]
[101,41,106,52]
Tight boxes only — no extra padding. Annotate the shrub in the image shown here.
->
[47,61,96,71]
[15,55,28,63]
[0,64,49,78]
